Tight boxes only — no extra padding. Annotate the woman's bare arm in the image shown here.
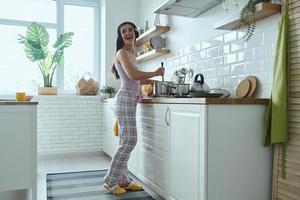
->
[117,50,164,80]
[139,79,154,85]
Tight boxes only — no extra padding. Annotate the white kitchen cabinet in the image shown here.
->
[136,103,168,198]
[0,104,37,200]
[102,99,271,200]
[166,103,271,200]
[102,99,118,158]
[167,104,206,200]
[138,142,167,196]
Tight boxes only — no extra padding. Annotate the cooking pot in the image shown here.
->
[170,83,190,95]
[153,81,174,97]
[190,73,210,93]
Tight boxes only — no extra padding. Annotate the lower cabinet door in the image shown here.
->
[138,142,167,198]
[168,104,205,200]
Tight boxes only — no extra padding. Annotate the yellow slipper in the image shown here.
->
[122,181,143,191]
[104,183,127,195]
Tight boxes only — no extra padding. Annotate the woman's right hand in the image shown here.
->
[155,67,165,76]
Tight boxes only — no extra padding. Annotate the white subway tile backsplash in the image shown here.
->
[207,47,219,58]
[231,40,246,52]
[224,76,238,87]
[245,60,264,73]
[202,41,212,49]
[184,45,196,55]
[224,31,237,43]
[237,31,245,40]
[247,31,264,48]
[195,43,201,51]
[224,53,238,64]
[139,17,278,98]
[212,56,224,66]
[180,56,188,65]
[212,35,224,46]
[231,63,245,75]
[188,53,201,63]
[255,45,271,59]
[173,58,180,66]
[218,66,231,76]
[199,50,207,59]
[238,49,255,62]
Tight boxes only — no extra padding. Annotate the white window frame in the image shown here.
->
[0,0,100,94]
[56,0,100,93]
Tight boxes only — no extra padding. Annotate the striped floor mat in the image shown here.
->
[47,169,155,200]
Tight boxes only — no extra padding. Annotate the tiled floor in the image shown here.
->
[0,153,163,200]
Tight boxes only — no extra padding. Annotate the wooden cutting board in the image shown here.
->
[246,76,257,98]
[236,78,251,98]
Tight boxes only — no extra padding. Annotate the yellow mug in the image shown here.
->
[16,92,26,101]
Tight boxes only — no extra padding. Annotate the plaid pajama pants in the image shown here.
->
[104,87,138,186]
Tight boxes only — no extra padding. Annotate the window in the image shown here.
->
[0,0,100,95]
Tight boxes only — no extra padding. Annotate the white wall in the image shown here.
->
[135,0,280,98]
[101,0,139,89]
[35,96,103,155]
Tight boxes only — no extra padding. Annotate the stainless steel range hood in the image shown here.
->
[153,0,222,18]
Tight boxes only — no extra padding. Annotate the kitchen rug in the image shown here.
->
[47,169,155,200]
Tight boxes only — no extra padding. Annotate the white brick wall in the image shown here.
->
[33,95,103,155]
[140,16,279,98]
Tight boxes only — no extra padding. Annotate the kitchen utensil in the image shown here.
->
[161,62,164,82]
[190,73,210,93]
[236,78,251,98]
[174,68,188,84]
[246,75,257,97]
[150,35,165,49]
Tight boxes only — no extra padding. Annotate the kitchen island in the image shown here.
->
[0,102,38,200]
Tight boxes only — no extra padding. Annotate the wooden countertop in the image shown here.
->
[0,101,38,105]
[139,97,269,105]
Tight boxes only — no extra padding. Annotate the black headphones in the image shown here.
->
[118,22,139,38]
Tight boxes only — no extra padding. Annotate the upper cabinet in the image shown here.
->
[214,2,281,30]
[136,25,171,64]
[153,0,222,18]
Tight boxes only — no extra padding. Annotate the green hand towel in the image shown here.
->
[264,1,289,147]
[264,0,289,179]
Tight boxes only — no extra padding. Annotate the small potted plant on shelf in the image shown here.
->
[18,22,74,95]
[239,0,271,41]
[100,86,116,98]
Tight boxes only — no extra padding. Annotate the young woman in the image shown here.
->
[103,21,165,195]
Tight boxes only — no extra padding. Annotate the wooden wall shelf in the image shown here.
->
[136,49,170,63]
[136,25,170,47]
[214,2,281,30]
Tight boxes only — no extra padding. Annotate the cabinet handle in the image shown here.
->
[145,146,154,151]
[146,125,153,130]
[165,107,170,126]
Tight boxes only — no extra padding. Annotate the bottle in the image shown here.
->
[145,21,149,32]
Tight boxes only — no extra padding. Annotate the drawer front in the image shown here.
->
[138,143,166,193]
[138,122,167,151]
[137,104,167,127]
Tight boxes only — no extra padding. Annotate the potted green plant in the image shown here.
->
[100,86,116,98]
[239,0,271,41]
[18,22,74,95]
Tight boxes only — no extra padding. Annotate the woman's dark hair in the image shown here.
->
[111,22,139,79]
